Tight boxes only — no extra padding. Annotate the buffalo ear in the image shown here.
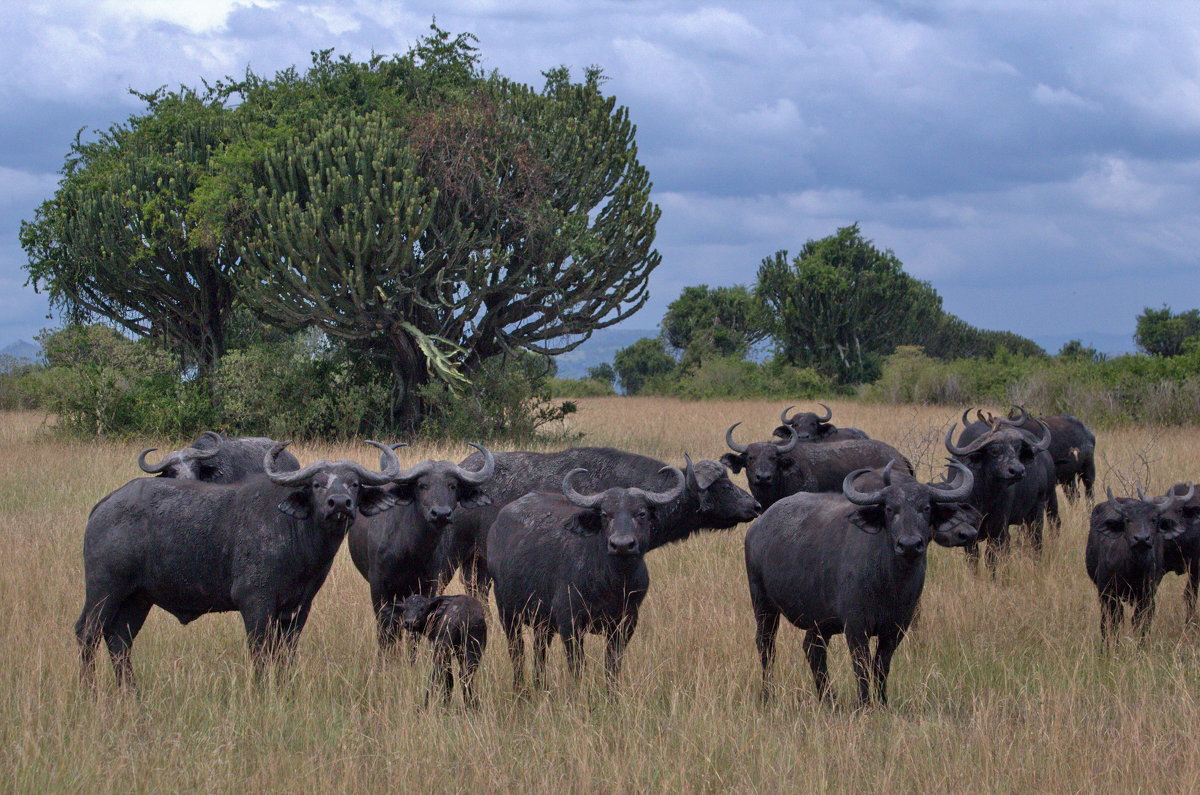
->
[566,508,602,535]
[1159,515,1187,541]
[848,506,884,534]
[932,503,982,545]
[277,489,311,520]
[391,483,415,506]
[358,486,399,516]
[459,489,492,509]
[816,424,835,439]
[720,453,745,474]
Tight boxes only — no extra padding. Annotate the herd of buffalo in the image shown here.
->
[74,405,1200,706]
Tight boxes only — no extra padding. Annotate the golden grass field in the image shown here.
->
[3,398,1200,792]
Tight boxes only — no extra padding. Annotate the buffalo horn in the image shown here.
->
[379,442,408,470]
[137,448,174,474]
[265,442,321,485]
[630,466,687,506]
[193,430,223,451]
[944,424,995,457]
[779,405,797,425]
[1106,486,1116,503]
[961,408,975,427]
[684,453,698,491]
[843,467,886,505]
[562,468,604,508]
[1024,419,1052,452]
[930,460,974,502]
[814,402,833,422]
[774,423,798,453]
[454,443,495,485]
[347,441,404,486]
[725,423,750,454]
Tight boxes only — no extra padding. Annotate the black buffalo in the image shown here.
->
[347,444,496,653]
[442,447,760,596]
[488,466,685,692]
[1158,482,1200,621]
[399,594,488,709]
[723,422,910,509]
[1086,485,1193,647]
[76,441,402,686]
[945,409,1054,572]
[746,460,978,705]
[990,408,1096,503]
[772,403,870,442]
[137,430,301,482]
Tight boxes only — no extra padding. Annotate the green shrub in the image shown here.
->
[642,356,838,400]
[547,377,617,398]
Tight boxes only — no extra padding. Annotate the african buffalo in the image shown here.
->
[76,441,402,687]
[746,460,978,706]
[399,594,488,709]
[441,447,760,597]
[1086,485,1194,647]
[1159,482,1200,621]
[488,466,685,693]
[945,409,1053,572]
[723,422,910,509]
[137,430,300,482]
[991,408,1096,503]
[772,403,870,442]
[347,444,496,653]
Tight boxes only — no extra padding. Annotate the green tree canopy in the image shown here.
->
[661,284,767,366]
[755,224,943,384]
[199,30,660,427]
[1135,305,1200,357]
[21,89,237,378]
[613,337,675,395]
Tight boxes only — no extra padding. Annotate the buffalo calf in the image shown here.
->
[400,594,488,709]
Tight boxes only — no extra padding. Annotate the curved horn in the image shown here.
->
[137,448,173,474]
[630,466,686,506]
[1137,485,1148,502]
[348,440,404,486]
[1107,486,1116,503]
[380,442,408,469]
[881,459,897,486]
[265,442,324,486]
[391,457,437,484]
[997,405,1031,428]
[193,430,223,450]
[454,443,495,485]
[684,453,698,491]
[814,403,833,422]
[562,468,604,508]
[962,408,975,427]
[1021,418,1052,452]
[780,405,798,425]
[1167,482,1196,506]
[945,424,994,457]
[725,422,749,454]
[843,467,886,505]
[931,460,974,502]
[774,423,798,453]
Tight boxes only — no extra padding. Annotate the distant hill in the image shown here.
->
[554,328,656,379]
[0,340,41,365]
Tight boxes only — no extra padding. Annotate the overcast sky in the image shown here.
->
[3,0,1199,353]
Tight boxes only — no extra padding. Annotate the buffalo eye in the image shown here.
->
[1159,518,1178,534]
[635,510,648,519]
[1105,518,1124,534]
[1018,446,1034,463]
[418,483,429,491]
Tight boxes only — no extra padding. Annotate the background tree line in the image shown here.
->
[19,25,659,438]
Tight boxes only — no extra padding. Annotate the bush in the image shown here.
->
[613,337,676,395]
[547,377,617,398]
[0,356,41,410]
[642,356,838,400]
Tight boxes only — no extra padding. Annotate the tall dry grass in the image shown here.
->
[3,400,1200,792]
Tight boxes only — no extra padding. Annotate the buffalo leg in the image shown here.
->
[560,626,585,682]
[1099,593,1123,649]
[964,542,981,574]
[76,594,118,688]
[1045,488,1061,537]
[754,606,781,703]
[1131,595,1156,642]
[604,615,637,693]
[426,644,453,707]
[802,629,833,704]
[846,630,874,706]
[275,601,313,667]
[372,595,404,656]
[101,594,152,689]
[462,552,492,601]
[872,627,904,705]
[531,622,554,690]
[460,645,482,710]
[1081,458,1096,503]
[1186,560,1199,625]
[499,609,526,693]
[241,603,286,677]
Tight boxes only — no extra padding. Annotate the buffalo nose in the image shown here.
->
[753,501,764,514]
[1007,466,1025,480]
[428,506,452,523]
[1133,533,1153,548]
[608,536,639,556]
[897,536,925,557]
[327,495,352,511]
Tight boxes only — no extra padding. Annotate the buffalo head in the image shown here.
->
[265,440,401,524]
[773,403,836,441]
[721,422,799,502]
[385,443,496,527]
[137,431,223,480]
[684,454,762,527]
[1093,484,1194,552]
[562,466,685,557]
[944,407,1051,486]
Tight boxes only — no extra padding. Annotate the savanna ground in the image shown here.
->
[3,398,1200,792]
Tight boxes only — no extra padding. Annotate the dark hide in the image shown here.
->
[399,594,488,709]
[76,444,399,687]
[443,447,760,598]
[1001,412,1096,503]
[771,404,870,442]
[745,465,978,705]
[1085,491,1190,647]
[1160,483,1200,621]
[137,432,300,483]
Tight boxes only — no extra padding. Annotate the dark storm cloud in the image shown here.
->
[1,0,1197,348]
